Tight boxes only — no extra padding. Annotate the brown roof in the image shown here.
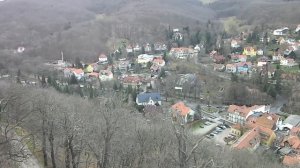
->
[283,155,300,166]
[232,123,242,130]
[228,105,261,118]
[247,113,279,130]
[171,102,191,116]
[233,127,260,150]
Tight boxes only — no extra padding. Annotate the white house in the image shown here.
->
[273,27,289,36]
[227,105,269,124]
[98,54,108,64]
[64,68,84,80]
[136,93,162,106]
[280,58,297,67]
[278,115,300,130]
[133,44,141,52]
[137,54,154,64]
[99,70,113,81]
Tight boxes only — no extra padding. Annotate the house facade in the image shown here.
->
[273,27,289,36]
[99,70,113,81]
[170,102,195,124]
[64,68,84,80]
[243,47,257,57]
[136,93,162,106]
[227,105,269,125]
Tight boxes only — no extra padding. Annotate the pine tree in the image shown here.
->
[70,74,78,84]
[16,69,21,84]
[41,75,46,87]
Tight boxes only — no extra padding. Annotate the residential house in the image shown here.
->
[98,54,108,64]
[213,64,225,72]
[137,54,154,65]
[213,55,226,64]
[133,44,141,52]
[194,45,201,53]
[257,56,270,67]
[236,62,252,74]
[170,47,194,59]
[84,64,94,73]
[273,27,289,36]
[126,45,133,53]
[243,47,257,57]
[86,72,99,78]
[257,49,264,56]
[282,155,300,167]
[144,43,152,53]
[231,39,241,48]
[64,68,84,80]
[232,127,261,151]
[171,102,195,124]
[121,75,142,88]
[154,43,167,52]
[136,92,162,106]
[152,57,165,67]
[227,105,269,125]
[231,124,243,137]
[246,113,279,146]
[226,64,237,73]
[99,70,113,81]
[280,126,300,166]
[280,57,297,67]
[272,54,283,62]
[231,54,247,63]
[278,115,300,130]
[150,64,161,73]
[118,61,130,72]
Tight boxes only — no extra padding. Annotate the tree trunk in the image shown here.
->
[42,119,48,167]
[68,136,77,168]
[49,123,56,168]
[65,138,71,168]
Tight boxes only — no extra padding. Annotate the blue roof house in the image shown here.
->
[136,93,162,106]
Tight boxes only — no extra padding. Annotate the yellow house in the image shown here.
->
[243,47,257,57]
[231,124,242,137]
[258,127,276,147]
[84,64,94,73]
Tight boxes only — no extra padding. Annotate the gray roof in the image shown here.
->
[284,115,300,127]
[137,93,161,103]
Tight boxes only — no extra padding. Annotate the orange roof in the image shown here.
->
[232,123,242,130]
[233,127,260,150]
[171,102,191,116]
[291,127,300,136]
[283,155,300,166]
[87,72,99,78]
[228,105,261,118]
[65,68,84,75]
[288,136,300,149]
[247,113,279,130]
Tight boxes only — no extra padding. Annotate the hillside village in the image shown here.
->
[1,22,300,167]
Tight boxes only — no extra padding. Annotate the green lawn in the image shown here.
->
[272,63,300,74]
[202,106,219,113]
[189,120,204,131]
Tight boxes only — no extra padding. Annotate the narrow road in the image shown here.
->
[270,95,288,114]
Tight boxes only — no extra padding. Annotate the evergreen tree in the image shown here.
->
[231,73,238,82]
[16,69,21,84]
[89,84,94,99]
[69,74,78,85]
[141,46,145,54]
[41,75,46,87]
[75,57,83,69]
[47,76,52,86]
[113,81,118,91]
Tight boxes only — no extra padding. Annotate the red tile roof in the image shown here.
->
[283,155,300,166]
[171,102,191,116]
[228,105,260,118]
[233,127,260,150]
